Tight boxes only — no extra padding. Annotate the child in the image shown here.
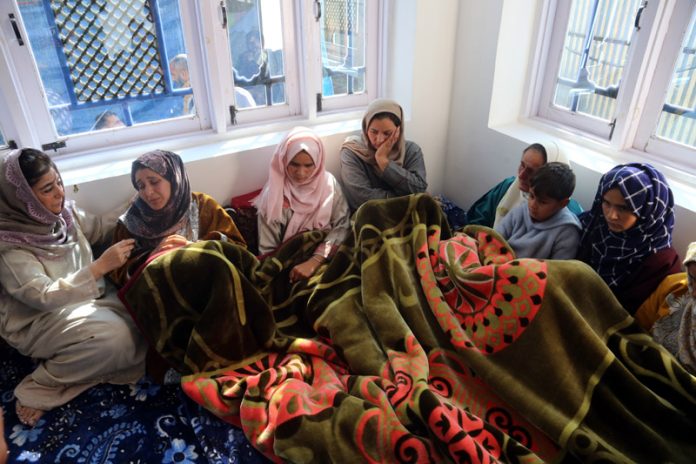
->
[495,161,581,259]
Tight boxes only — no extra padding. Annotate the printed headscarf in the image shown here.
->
[341,98,406,166]
[579,163,674,288]
[684,242,696,291]
[0,149,75,249]
[253,127,335,240]
[119,150,191,247]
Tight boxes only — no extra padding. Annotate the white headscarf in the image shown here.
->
[493,142,570,228]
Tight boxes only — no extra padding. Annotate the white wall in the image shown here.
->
[61,0,458,221]
[443,0,696,258]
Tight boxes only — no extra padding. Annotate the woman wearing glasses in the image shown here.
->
[577,163,681,314]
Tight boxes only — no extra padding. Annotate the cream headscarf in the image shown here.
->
[341,98,406,166]
[493,142,570,228]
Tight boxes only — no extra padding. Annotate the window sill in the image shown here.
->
[54,113,363,187]
[490,117,696,214]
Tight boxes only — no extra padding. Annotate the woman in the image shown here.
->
[340,99,427,211]
[0,408,6,464]
[254,127,350,282]
[110,150,246,287]
[466,143,583,228]
[0,148,146,427]
[633,242,696,374]
[577,163,681,314]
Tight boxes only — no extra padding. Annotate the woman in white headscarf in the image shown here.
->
[466,143,583,228]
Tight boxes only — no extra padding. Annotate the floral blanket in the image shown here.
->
[121,194,696,463]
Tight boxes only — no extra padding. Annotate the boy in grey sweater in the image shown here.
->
[495,162,581,260]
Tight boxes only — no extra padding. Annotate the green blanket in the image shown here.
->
[120,194,696,463]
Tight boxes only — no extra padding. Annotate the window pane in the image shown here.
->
[0,127,5,147]
[320,0,366,97]
[227,0,286,108]
[18,0,194,136]
[655,8,696,148]
[552,0,642,122]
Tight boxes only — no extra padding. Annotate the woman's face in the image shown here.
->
[135,168,172,211]
[517,148,546,193]
[601,187,638,232]
[31,167,65,214]
[367,116,398,150]
[286,150,315,184]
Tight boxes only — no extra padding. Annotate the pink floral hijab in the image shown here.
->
[253,127,335,239]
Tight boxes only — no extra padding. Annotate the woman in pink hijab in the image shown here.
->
[254,127,350,282]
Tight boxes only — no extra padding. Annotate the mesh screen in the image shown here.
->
[50,0,165,103]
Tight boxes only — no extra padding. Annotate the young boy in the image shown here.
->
[495,162,581,259]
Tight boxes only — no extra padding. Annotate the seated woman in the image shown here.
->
[577,163,681,315]
[634,241,696,373]
[340,98,427,211]
[466,143,583,228]
[0,148,146,427]
[254,127,350,282]
[110,149,247,287]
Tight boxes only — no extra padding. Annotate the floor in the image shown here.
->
[0,341,269,463]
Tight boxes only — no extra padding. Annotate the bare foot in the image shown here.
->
[15,401,44,427]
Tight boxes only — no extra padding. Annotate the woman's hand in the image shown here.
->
[90,238,136,280]
[289,256,324,283]
[153,235,191,255]
[375,126,400,172]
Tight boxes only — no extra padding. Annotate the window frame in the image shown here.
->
[0,0,383,159]
[530,0,696,176]
[536,0,659,141]
[309,0,380,113]
[633,0,696,168]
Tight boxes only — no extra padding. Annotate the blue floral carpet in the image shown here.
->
[1,342,269,463]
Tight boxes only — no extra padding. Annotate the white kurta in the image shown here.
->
[0,206,146,410]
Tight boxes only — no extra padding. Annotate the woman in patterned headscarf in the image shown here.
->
[339,99,427,212]
[577,163,681,314]
[110,150,246,287]
[0,148,146,427]
[632,242,696,374]
[254,127,350,282]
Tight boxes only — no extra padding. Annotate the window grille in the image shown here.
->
[50,0,166,104]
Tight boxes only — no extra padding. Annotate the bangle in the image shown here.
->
[310,255,325,264]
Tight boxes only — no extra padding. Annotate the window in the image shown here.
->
[16,0,194,137]
[227,0,288,109]
[536,0,696,170]
[0,126,5,147]
[654,8,696,148]
[317,0,377,111]
[0,0,381,157]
